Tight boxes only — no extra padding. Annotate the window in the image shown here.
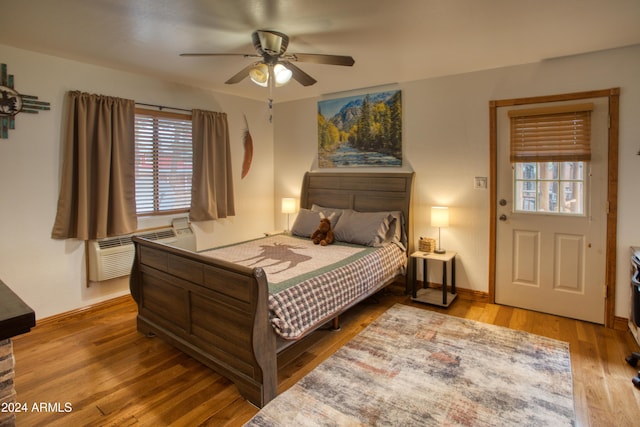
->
[134,109,192,215]
[514,161,585,215]
[510,103,592,216]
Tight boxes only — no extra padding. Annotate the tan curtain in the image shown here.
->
[190,109,235,221]
[51,91,137,240]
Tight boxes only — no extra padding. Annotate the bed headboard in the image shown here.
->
[300,171,415,252]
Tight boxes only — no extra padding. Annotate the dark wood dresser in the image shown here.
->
[0,279,35,427]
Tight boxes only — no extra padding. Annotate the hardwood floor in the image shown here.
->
[10,285,640,426]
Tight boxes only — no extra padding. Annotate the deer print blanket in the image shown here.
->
[201,234,370,291]
[200,234,406,339]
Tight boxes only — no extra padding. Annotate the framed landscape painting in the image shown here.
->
[317,89,402,168]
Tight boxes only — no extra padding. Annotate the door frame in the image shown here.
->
[489,88,620,328]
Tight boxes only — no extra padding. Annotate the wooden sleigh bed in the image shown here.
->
[129,171,414,407]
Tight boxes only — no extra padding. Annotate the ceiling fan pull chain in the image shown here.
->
[268,69,275,123]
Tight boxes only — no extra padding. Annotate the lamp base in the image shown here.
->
[434,248,446,254]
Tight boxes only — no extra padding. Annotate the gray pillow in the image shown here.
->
[388,211,406,248]
[333,210,395,247]
[290,208,322,237]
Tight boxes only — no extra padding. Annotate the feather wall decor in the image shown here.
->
[241,114,253,179]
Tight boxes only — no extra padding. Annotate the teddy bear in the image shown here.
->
[311,217,334,246]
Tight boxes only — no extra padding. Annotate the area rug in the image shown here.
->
[245,304,575,426]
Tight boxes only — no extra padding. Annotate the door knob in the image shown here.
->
[499,199,507,206]
[499,214,507,221]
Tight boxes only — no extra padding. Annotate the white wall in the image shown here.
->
[0,44,275,319]
[2,42,638,321]
[273,44,640,319]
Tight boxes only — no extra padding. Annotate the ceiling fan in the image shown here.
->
[180,29,355,88]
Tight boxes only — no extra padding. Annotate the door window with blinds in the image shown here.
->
[134,109,192,215]
[509,103,592,215]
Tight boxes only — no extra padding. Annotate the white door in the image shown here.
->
[495,98,608,324]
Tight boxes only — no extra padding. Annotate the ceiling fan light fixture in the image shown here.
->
[183,29,354,89]
[274,63,292,87]
[249,63,269,87]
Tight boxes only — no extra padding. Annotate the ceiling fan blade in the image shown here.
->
[281,61,317,86]
[180,52,260,58]
[224,62,258,84]
[290,53,355,67]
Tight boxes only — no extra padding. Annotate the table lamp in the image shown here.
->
[281,198,296,233]
[431,206,449,254]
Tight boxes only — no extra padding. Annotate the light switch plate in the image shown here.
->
[474,177,487,189]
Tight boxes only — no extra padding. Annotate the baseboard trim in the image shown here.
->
[455,287,490,303]
[613,316,630,332]
[35,294,134,328]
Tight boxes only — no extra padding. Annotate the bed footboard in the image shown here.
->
[130,237,277,408]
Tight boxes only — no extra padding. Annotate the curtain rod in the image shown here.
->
[135,102,192,113]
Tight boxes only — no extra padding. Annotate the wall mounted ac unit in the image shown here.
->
[87,217,194,282]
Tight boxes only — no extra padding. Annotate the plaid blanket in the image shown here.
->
[200,235,406,340]
[269,242,406,339]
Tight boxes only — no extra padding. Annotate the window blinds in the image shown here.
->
[509,103,593,163]
[134,109,193,215]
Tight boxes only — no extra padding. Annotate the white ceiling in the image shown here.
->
[1,0,639,103]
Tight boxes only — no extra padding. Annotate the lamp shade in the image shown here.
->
[431,206,449,227]
[274,63,292,86]
[281,198,297,214]
[249,63,269,87]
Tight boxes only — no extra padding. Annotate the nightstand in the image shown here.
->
[411,250,457,307]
